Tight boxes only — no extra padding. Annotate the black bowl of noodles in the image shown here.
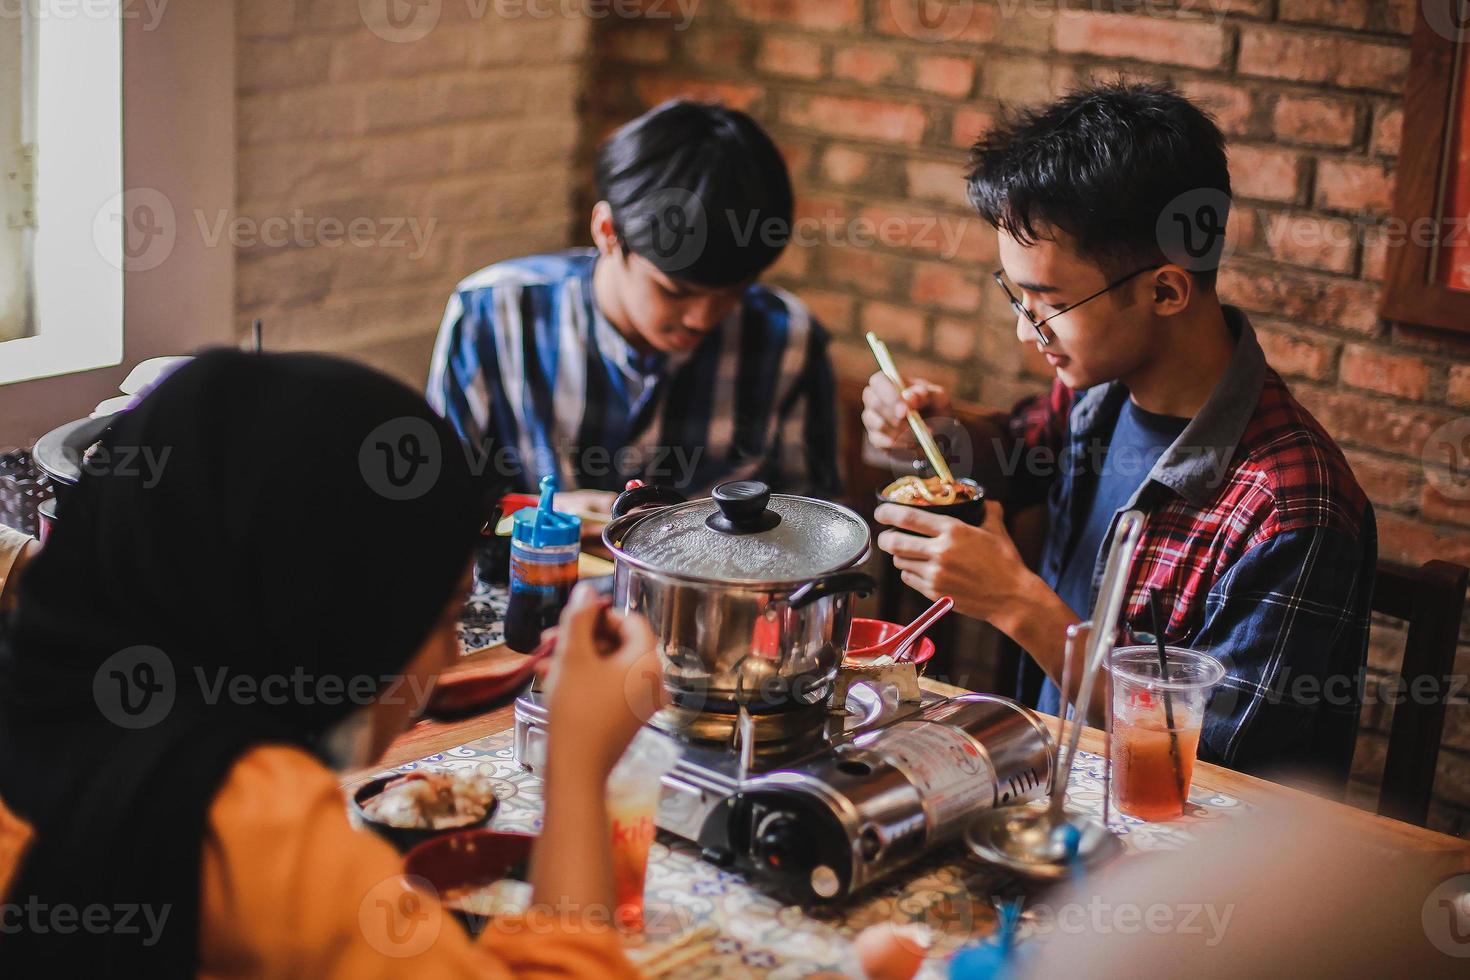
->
[876,475,986,525]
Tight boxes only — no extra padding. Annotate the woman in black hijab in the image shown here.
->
[0,350,656,977]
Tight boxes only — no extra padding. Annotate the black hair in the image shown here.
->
[595,99,794,288]
[966,82,1231,284]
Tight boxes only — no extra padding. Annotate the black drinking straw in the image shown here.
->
[1147,589,1187,807]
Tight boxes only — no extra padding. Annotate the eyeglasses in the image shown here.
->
[991,265,1162,347]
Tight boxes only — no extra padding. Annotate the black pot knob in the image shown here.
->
[707,480,781,534]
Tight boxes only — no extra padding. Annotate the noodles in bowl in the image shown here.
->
[876,476,986,524]
[880,476,979,506]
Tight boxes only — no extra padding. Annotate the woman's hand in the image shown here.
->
[543,584,663,780]
[874,501,1036,628]
[861,371,953,453]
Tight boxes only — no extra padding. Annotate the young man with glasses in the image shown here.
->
[863,83,1376,791]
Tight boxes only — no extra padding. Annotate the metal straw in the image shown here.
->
[1048,511,1145,831]
[1102,665,1113,829]
[864,332,956,487]
[1053,622,1076,796]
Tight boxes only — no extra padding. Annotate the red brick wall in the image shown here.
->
[590,1,1470,833]
[236,1,588,386]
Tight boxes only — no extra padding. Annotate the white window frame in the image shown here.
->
[0,1,124,386]
[0,4,32,344]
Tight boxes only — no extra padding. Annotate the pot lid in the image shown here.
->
[613,481,869,584]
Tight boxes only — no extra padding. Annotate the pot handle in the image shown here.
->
[788,571,877,610]
[611,481,687,519]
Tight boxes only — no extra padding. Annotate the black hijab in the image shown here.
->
[0,350,488,975]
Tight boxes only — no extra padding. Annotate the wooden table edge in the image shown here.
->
[357,676,1470,860]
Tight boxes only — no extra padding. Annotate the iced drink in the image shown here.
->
[605,731,678,931]
[1113,700,1202,820]
[1107,646,1224,822]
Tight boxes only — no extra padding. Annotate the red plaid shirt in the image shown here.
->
[1006,307,1375,787]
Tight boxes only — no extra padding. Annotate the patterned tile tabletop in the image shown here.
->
[373,728,1247,978]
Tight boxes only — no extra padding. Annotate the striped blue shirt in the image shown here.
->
[427,250,840,496]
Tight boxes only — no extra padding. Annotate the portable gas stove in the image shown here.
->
[513,681,1054,903]
[514,479,1056,902]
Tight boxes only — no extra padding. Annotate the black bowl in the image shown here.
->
[352,773,498,853]
[876,477,986,525]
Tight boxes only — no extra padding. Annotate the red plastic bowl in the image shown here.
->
[404,828,536,892]
[404,829,536,935]
[845,617,937,670]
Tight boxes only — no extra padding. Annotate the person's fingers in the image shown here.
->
[899,569,936,597]
[877,529,938,560]
[903,381,952,418]
[901,384,930,411]
[864,378,911,433]
[613,610,656,660]
[894,378,938,402]
[867,372,900,402]
[861,410,900,449]
[560,602,598,642]
[556,588,602,658]
[567,581,600,610]
[874,503,954,537]
[980,499,1007,534]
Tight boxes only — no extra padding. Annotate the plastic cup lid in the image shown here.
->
[1108,645,1226,692]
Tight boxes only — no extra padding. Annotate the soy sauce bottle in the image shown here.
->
[504,475,581,653]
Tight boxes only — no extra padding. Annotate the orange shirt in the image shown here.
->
[0,745,636,979]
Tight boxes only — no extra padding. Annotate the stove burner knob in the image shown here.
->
[755,814,804,871]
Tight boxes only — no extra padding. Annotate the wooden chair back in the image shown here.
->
[1370,559,1469,827]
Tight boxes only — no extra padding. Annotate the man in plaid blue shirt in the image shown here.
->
[428,101,839,505]
[865,84,1375,792]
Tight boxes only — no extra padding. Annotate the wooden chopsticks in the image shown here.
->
[865,332,956,487]
[634,923,720,978]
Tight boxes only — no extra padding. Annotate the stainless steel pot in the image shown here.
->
[603,480,876,711]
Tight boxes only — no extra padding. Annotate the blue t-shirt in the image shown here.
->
[1037,397,1189,715]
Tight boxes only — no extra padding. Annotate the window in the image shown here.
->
[0,3,123,385]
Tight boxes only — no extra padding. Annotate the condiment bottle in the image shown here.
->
[504,475,580,653]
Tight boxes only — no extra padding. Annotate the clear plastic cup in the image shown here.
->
[1106,646,1225,821]
[605,730,678,931]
